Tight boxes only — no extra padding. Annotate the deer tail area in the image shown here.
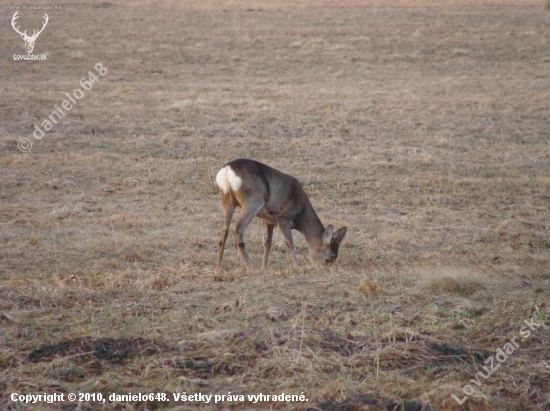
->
[216,165,242,195]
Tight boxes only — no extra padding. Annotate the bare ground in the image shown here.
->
[1,1,549,410]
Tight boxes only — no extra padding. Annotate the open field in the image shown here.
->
[1,0,550,410]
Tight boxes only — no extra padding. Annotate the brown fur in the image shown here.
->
[215,159,347,274]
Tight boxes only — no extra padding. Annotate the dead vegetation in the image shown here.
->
[1,0,549,410]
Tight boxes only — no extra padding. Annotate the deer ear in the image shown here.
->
[21,34,26,40]
[333,227,347,245]
[322,225,334,245]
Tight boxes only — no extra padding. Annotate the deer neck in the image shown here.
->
[296,201,325,249]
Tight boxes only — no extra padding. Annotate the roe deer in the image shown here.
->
[215,158,347,274]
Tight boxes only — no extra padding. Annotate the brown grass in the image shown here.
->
[418,268,486,295]
[1,0,549,410]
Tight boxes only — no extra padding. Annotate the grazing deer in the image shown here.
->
[11,11,49,54]
[215,158,347,274]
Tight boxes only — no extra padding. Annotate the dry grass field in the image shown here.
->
[1,0,550,410]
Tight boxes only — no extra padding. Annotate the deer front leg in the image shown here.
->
[261,223,275,271]
[276,219,298,267]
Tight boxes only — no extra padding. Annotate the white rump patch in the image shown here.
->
[216,166,242,194]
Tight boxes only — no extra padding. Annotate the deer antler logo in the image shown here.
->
[11,11,49,54]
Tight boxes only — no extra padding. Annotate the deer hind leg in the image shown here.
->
[277,218,298,267]
[261,222,275,271]
[233,198,265,273]
[215,195,236,275]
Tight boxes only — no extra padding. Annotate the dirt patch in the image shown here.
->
[386,401,434,411]
[427,341,491,363]
[310,395,378,411]
[27,337,166,363]
[319,330,360,357]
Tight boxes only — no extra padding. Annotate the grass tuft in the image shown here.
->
[356,279,382,296]
[418,268,486,295]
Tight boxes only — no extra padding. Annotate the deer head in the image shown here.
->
[11,11,49,54]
